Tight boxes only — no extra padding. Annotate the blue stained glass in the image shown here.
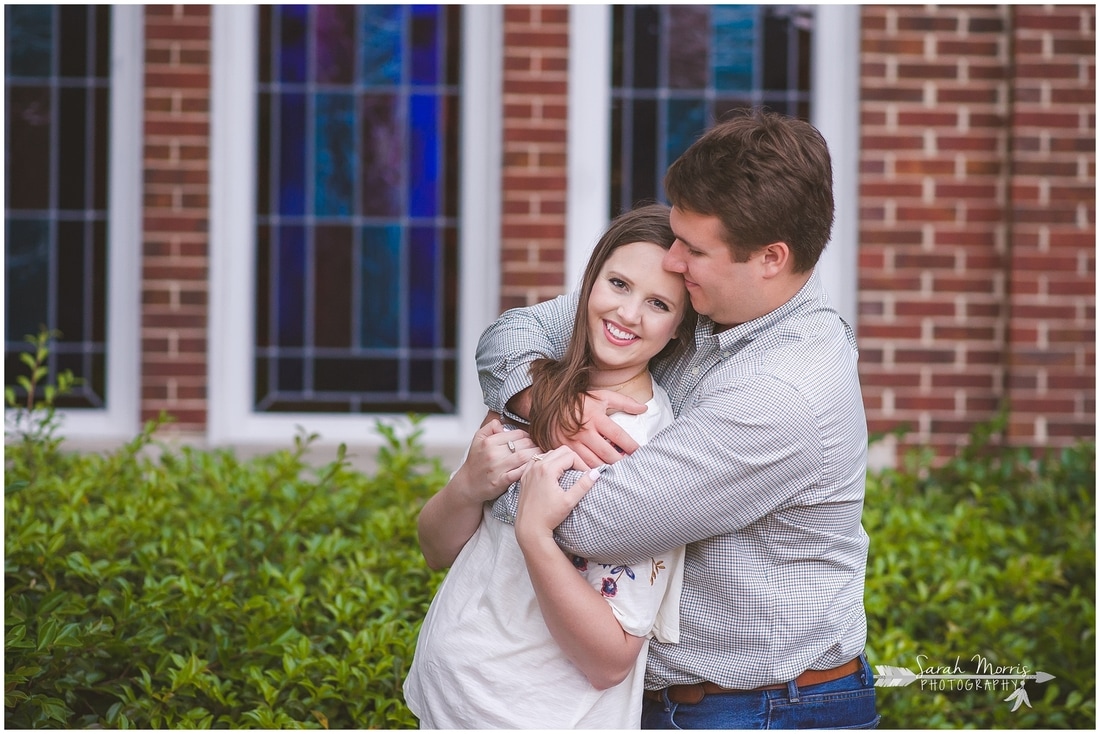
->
[666,99,706,167]
[408,227,436,348]
[315,93,355,216]
[668,5,709,89]
[362,5,402,86]
[279,5,308,83]
[5,219,50,340]
[256,4,462,413]
[5,6,110,410]
[713,6,756,91]
[277,226,306,347]
[314,5,355,84]
[279,92,306,215]
[6,5,53,77]
[410,5,439,85]
[360,226,400,348]
[359,94,402,217]
[408,94,438,217]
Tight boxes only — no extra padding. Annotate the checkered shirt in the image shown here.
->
[478,270,870,690]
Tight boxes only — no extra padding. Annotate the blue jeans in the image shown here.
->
[641,654,880,729]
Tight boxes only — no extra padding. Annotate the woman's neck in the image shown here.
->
[589,366,653,403]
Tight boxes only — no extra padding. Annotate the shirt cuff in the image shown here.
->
[496,367,534,425]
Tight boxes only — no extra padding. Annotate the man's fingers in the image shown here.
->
[600,391,648,416]
[592,414,640,456]
[565,442,599,471]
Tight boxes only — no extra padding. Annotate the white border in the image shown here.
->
[564,4,611,292]
[564,5,861,326]
[55,5,143,439]
[812,4,861,328]
[208,5,502,450]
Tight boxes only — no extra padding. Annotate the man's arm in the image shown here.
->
[476,293,578,420]
[552,378,828,564]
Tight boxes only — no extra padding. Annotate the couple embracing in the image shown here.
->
[404,111,878,730]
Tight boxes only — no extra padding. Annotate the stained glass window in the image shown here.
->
[610,5,813,215]
[254,5,461,414]
[4,5,112,408]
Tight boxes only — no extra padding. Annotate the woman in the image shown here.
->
[404,204,695,728]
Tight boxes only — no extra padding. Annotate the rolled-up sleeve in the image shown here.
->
[475,292,578,420]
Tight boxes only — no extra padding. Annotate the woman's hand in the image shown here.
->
[417,415,540,570]
[514,446,601,542]
[453,418,542,504]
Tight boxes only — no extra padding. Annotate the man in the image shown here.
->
[475,111,878,729]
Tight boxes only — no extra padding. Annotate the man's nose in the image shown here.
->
[663,242,687,273]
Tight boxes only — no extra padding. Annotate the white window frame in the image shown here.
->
[208,5,502,450]
[53,5,143,441]
[566,5,861,327]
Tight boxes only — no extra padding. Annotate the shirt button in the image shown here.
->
[721,351,730,358]
[692,368,700,375]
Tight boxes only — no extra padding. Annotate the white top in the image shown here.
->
[404,384,683,729]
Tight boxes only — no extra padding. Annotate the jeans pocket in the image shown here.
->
[768,686,879,729]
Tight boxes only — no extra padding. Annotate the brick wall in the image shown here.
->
[1006,6,1096,447]
[141,5,211,432]
[128,5,1092,456]
[858,5,1094,462]
[498,5,571,311]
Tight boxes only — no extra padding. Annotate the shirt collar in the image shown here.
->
[694,268,825,350]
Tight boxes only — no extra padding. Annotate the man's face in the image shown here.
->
[664,206,757,328]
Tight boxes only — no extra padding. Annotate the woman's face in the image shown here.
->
[585,240,688,380]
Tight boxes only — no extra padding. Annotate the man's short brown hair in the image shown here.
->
[664,109,834,273]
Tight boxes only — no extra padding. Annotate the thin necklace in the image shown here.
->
[591,367,648,393]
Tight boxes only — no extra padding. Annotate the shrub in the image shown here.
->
[864,419,1095,729]
[5,338,1094,728]
[5,417,448,728]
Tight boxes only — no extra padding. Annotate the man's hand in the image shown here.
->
[554,390,645,468]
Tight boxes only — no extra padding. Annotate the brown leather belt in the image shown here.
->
[643,658,862,705]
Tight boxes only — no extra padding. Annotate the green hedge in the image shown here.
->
[5,411,1095,728]
[864,426,1095,728]
[5,418,447,728]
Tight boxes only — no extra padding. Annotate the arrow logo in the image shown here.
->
[874,665,1055,687]
[874,665,1055,712]
[1004,687,1031,712]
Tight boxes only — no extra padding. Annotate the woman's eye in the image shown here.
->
[650,299,669,312]
[609,277,626,289]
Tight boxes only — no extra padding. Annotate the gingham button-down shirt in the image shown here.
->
[478,270,870,690]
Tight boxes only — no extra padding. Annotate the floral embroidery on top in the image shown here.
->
[574,556,668,598]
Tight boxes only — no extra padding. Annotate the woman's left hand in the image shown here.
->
[514,446,601,540]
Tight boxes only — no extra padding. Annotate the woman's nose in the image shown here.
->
[617,299,642,323]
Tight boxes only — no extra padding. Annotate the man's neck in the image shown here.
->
[712,269,815,333]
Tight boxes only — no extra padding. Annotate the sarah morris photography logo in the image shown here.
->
[875,654,1056,713]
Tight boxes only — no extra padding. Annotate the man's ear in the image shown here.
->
[759,241,791,278]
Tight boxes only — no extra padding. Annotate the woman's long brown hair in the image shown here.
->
[526,203,696,450]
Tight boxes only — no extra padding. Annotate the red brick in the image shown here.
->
[894,348,958,364]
